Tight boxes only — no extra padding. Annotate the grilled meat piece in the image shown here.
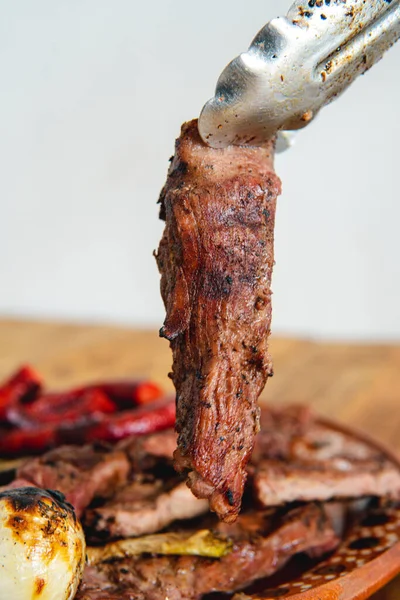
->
[76,503,339,600]
[85,479,208,540]
[13,431,177,519]
[253,458,400,506]
[250,413,400,506]
[16,444,130,518]
[156,120,281,521]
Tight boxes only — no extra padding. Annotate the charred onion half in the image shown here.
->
[0,487,86,600]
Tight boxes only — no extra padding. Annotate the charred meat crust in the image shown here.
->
[156,119,281,521]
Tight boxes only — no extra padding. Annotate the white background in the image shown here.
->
[1,0,399,340]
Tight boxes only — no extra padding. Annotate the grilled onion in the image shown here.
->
[0,487,86,600]
[87,529,232,565]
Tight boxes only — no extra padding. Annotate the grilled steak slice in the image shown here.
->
[85,479,208,540]
[156,119,281,522]
[251,415,400,506]
[16,444,130,518]
[253,459,400,506]
[13,430,177,520]
[77,503,339,600]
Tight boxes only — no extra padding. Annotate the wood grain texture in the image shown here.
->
[0,318,399,597]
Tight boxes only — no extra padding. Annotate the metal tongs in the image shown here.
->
[198,0,400,149]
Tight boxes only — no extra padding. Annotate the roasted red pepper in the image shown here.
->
[74,380,164,409]
[0,365,42,422]
[59,396,176,445]
[0,396,175,455]
[0,425,57,455]
[0,365,173,456]
[14,388,117,427]
[8,381,162,428]
[8,379,163,427]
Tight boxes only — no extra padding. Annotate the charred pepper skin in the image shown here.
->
[0,367,173,456]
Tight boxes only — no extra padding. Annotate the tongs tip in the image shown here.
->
[199,0,400,149]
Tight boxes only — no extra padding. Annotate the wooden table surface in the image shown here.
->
[1,318,399,598]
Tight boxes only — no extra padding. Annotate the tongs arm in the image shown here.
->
[199,0,400,148]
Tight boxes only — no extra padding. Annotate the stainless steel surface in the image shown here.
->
[199,0,400,148]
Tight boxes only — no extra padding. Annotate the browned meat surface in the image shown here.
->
[13,431,177,520]
[75,566,134,600]
[253,459,400,506]
[85,479,208,540]
[16,444,130,518]
[250,415,400,506]
[76,503,339,600]
[117,429,177,472]
[156,120,281,521]
[251,404,314,463]
[85,429,208,540]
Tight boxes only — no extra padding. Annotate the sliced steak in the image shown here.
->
[85,479,208,540]
[253,458,400,506]
[250,413,400,506]
[16,444,130,518]
[78,503,338,600]
[13,429,177,520]
[156,119,281,522]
